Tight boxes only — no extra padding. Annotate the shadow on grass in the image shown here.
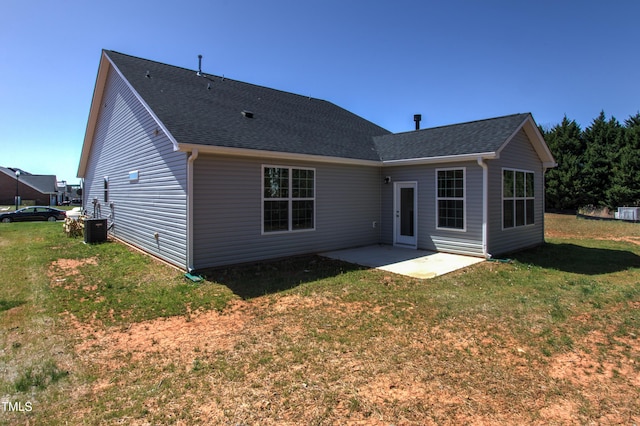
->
[202,255,366,299]
[511,242,640,275]
[0,300,26,313]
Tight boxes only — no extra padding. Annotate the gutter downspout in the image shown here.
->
[477,157,490,259]
[187,149,199,272]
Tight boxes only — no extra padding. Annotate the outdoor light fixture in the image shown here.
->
[15,169,21,210]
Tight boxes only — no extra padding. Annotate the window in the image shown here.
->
[436,168,465,230]
[263,166,315,233]
[103,177,109,202]
[503,169,535,228]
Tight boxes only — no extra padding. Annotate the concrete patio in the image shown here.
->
[321,245,485,279]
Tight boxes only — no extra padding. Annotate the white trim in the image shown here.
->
[186,149,198,272]
[477,157,489,258]
[261,165,316,234]
[106,53,179,151]
[382,152,497,167]
[393,181,418,248]
[435,167,467,232]
[78,51,181,178]
[496,115,557,168]
[179,143,380,167]
[78,53,111,178]
[502,167,536,230]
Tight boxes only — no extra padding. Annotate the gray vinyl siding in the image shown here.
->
[83,67,188,267]
[486,129,545,256]
[192,155,381,269]
[380,161,485,256]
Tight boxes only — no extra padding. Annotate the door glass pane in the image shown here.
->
[400,187,414,236]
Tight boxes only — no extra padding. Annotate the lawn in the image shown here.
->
[0,214,638,424]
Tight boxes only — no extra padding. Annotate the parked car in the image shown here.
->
[0,206,67,223]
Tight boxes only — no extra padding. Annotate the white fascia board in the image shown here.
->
[382,152,497,167]
[176,143,381,166]
[496,114,556,167]
[106,54,180,151]
[77,51,180,178]
[77,53,111,178]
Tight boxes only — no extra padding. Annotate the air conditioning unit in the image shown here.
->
[84,218,107,243]
[617,207,640,221]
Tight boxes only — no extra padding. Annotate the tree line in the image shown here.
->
[542,111,640,211]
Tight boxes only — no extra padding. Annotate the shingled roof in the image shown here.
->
[105,50,389,161]
[0,167,58,194]
[373,113,532,161]
[81,51,552,169]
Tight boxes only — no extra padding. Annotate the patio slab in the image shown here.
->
[321,245,484,279]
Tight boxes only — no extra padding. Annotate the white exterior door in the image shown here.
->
[394,182,417,248]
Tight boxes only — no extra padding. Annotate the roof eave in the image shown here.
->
[77,51,180,178]
[382,152,498,166]
[177,143,381,166]
[496,114,556,167]
[77,51,111,178]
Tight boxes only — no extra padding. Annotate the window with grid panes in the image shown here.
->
[263,166,315,232]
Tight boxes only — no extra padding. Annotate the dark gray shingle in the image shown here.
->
[105,51,532,163]
[373,113,531,161]
[105,51,389,161]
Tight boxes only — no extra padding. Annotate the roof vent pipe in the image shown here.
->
[414,114,422,130]
[197,54,203,76]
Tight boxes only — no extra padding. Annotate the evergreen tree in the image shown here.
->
[544,110,640,211]
[607,113,640,206]
[581,111,623,208]
[543,116,585,210]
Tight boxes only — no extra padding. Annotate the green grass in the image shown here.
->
[0,216,639,424]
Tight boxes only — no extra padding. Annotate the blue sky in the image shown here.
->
[1,0,639,183]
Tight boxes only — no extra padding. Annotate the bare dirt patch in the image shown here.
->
[48,257,98,288]
[75,300,252,365]
[60,291,640,424]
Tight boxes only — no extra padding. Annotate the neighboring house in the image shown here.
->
[0,167,59,206]
[56,182,82,205]
[78,50,556,271]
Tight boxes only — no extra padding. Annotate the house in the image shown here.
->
[78,50,556,272]
[0,167,59,206]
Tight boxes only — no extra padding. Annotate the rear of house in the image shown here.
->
[78,50,555,271]
[486,125,549,256]
[375,113,555,259]
[191,155,381,269]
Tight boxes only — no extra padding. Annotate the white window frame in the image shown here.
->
[502,168,535,229]
[435,167,466,232]
[262,165,316,234]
